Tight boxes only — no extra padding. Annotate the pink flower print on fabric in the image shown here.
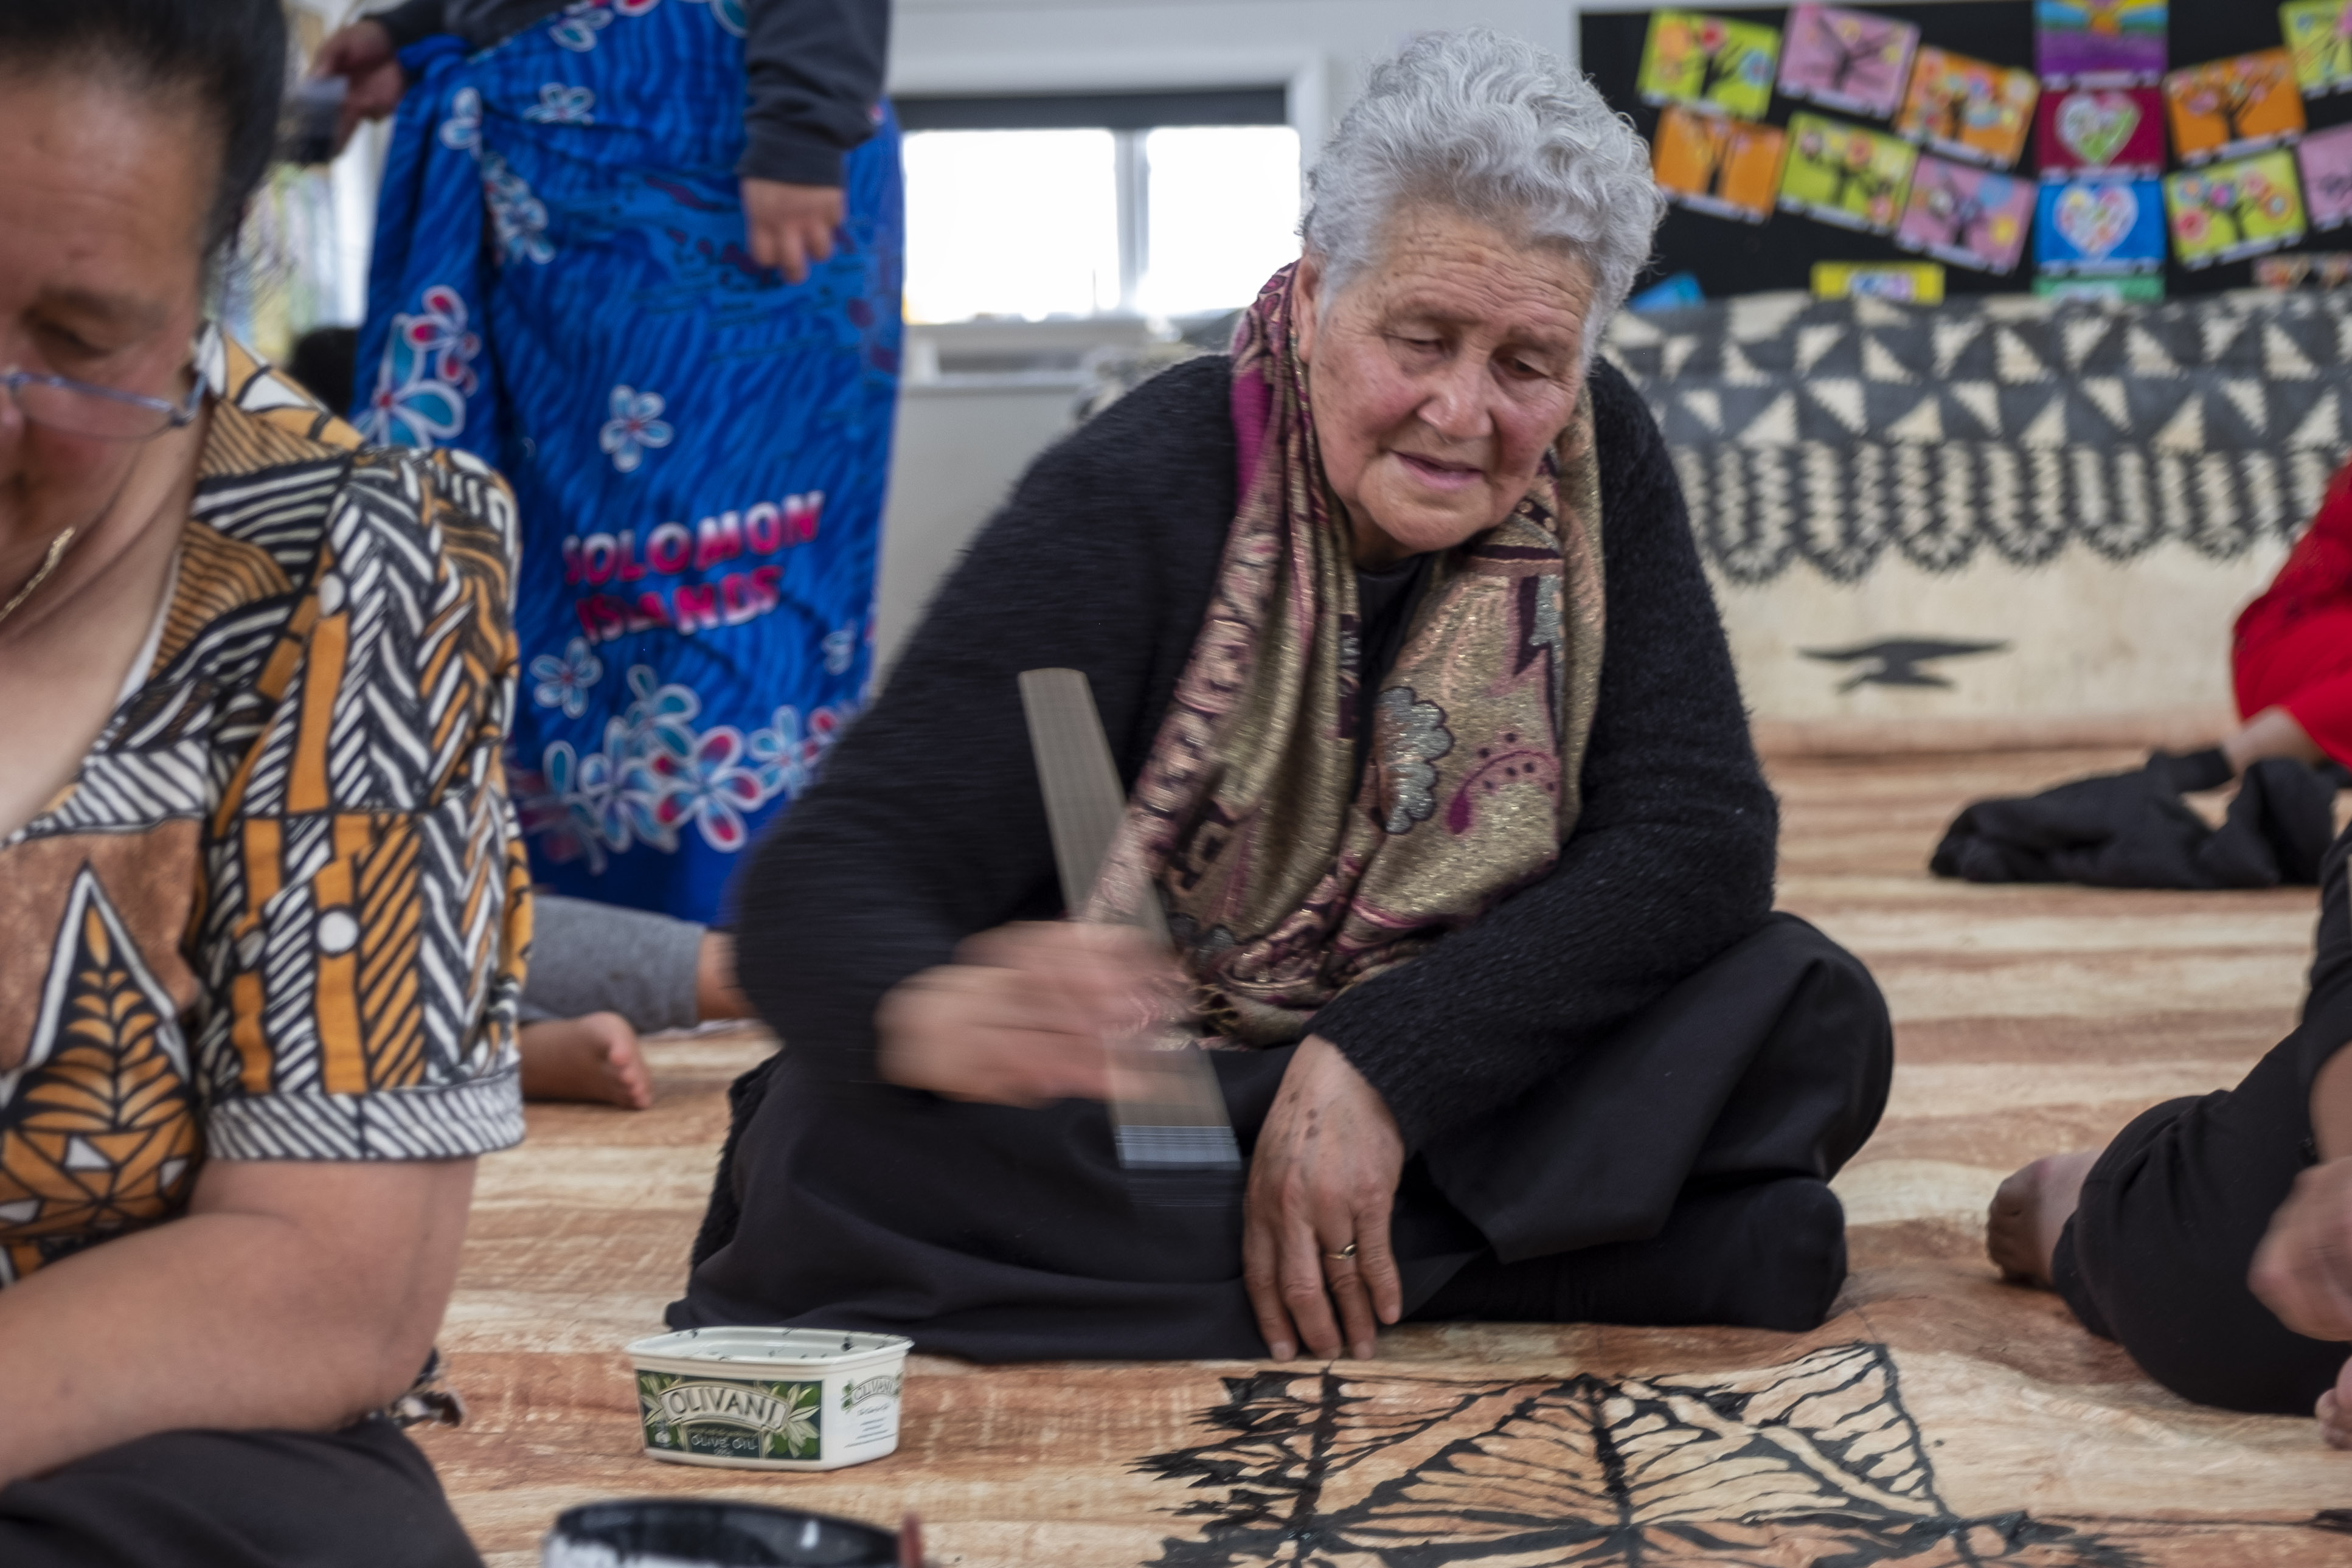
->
[357,285,480,448]
[748,704,849,799]
[531,636,605,718]
[483,153,555,265]
[439,88,484,153]
[552,0,663,49]
[644,728,768,852]
[599,386,674,473]
[524,85,597,125]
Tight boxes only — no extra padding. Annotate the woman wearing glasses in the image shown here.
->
[0,4,524,1564]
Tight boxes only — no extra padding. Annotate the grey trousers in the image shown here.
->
[520,893,706,1033]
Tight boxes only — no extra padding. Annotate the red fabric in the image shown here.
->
[2235,459,2352,764]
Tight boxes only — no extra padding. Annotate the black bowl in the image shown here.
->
[547,1499,898,1566]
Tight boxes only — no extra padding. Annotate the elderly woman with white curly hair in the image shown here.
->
[675,30,1894,1361]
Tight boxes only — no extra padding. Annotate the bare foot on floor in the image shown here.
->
[1987,1150,2100,1286]
[519,1012,653,1109]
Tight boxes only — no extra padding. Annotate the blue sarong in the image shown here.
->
[358,0,903,923]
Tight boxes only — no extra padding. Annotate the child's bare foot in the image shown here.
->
[519,1012,653,1109]
[1987,1150,2100,1286]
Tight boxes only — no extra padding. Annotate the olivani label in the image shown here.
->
[842,1372,901,1412]
[637,1372,823,1462]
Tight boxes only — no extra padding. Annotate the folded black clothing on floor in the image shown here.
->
[1931,751,2339,889]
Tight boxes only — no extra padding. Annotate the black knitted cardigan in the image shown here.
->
[727,353,1778,1151]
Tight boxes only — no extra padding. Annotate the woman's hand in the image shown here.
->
[1243,1035,1405,1362]
[313,21,408,151]
[742,179,845,283]
[2249,1155,2352,1444]
[875,922,1174,1107]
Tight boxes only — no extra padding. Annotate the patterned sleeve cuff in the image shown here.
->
[204,1068,524,1161]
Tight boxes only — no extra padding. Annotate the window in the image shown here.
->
[900,91,1301,325]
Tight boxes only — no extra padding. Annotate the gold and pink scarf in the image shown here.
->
[1092,264,1608,1046]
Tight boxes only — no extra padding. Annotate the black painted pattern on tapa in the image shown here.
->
[1604,293,2352,584]
[1138,1342,2136,1566]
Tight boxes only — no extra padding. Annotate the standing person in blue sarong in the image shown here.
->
[314,0,900,1100]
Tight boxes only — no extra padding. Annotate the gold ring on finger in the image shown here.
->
[1324,1243,1358,1263]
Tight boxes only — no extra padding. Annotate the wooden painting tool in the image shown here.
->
[1018,668,1242,1184]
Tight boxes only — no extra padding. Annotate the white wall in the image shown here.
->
[892,0,1583,168]
[875,0,1587,664]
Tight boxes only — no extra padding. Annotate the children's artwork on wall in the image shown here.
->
[1777,5,1919,120]
[2032,273,2163,300]
[2300,123,2352,229]
[1628,272,1705,313]
[1638,12,1782,120]
[1780,112,1921,233]
[2163,52,2307,167]
[2035,87,2166,178]
[2255,251,2352,287]
[2165,149,2309,267]
[1895,156,2035,272]
[1653,106,1788,222]
[1813,261,1946,302]
[1897,48,2039,169]
[2282,0,2352,98]
[2033,1,2166,88]
[2035,177,2167,272]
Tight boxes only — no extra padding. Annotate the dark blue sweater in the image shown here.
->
[729,354,1778,1151]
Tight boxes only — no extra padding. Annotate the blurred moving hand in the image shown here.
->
[876,922,1178,1108]
[743,178,845,283]
[2249,1155,2352,1446]
[313,20,408,151]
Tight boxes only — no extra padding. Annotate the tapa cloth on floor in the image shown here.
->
[418,751,2352,1566]
[358,9,903,921]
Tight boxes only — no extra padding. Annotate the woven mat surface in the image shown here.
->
[425,749,2352,1564]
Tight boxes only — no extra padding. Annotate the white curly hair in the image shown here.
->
[1302,29,1663,359]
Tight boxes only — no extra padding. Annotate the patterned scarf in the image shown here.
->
[1092,264,1608,1047]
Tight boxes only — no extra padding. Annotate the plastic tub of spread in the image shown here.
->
[625,1327,912,1471]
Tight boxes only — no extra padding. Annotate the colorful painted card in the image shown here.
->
[2032,273,2163,302]
[2300,123,2352,229]
[1777,5,1918,119]
[1628,272,1705,313]
[2256,252,2352,287]
[2282,0,2352,97]
[1780,113,1920,234]
[2034,1,2166,87]
[2035,87,2166,178]
[2165,150,2309,268]
[2164,52,2306,167]
[1813,261,1945,304]
[1638,12,1782,120]
[1653,105,1788,222]
[1895,156,2035,273]
[1897,48,2039,170]
[2035,178,2167,273]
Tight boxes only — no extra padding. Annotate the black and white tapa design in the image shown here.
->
[1604,292,2352,583]
[1137,1342,2350,1566]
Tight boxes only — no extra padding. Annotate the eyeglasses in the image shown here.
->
[1,366,204,441]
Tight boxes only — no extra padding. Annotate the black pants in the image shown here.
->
[677,914,1892,1361]
[0,1417,482,1568]
[2052,824,2352,1416]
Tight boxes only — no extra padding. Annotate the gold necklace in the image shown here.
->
[0,529,78,631]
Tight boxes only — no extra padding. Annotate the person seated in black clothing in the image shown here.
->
[1991,824,2352,1445]
[674,30,1894,1364]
